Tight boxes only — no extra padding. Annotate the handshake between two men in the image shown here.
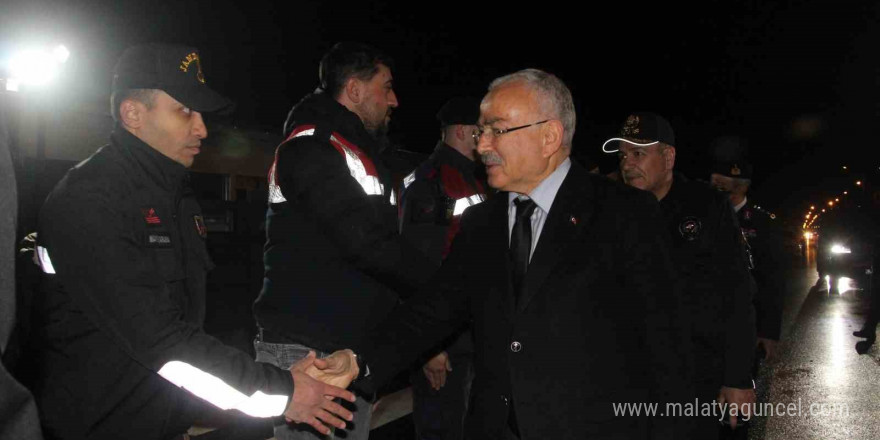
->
[284,349,363,435]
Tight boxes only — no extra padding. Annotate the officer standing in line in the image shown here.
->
[30,44,357,440]
[399,97,487,440]
[603,113,757,437]
[709,137,785,363]
[254,42,436,440]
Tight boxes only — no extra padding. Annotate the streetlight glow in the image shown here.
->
[6,44,69,90]
[53,45,70,63]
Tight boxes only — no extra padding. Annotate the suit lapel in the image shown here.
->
[518,163,594,313]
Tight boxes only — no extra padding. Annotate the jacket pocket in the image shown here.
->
[153,248,186,282]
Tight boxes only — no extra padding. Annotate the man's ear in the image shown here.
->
[541,120,564,158]
[119,99,145,130]
[455,125,468,142]
[344,77,362,104]
[664,145,677,170]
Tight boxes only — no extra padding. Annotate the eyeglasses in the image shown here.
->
[472,119,550,143]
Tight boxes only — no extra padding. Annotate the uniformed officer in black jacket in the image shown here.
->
[254,42,435,440]
[709,137,785,362]
[604,113,757,436]
[399,97,488,440]
[31,44,356,440]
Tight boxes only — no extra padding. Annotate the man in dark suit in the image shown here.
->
[335,68,692,439]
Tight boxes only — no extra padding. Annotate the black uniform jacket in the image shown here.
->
[255,90,433,354]
[399,141,487,268]
[738,200,785,340]
[660,173,756,389]
[33,129,292,439]
[399,141,487,356]
[362,163,693,440]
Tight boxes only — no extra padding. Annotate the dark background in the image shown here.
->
[4,0,880,222]
[2,2,879,435]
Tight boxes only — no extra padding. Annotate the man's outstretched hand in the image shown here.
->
[306,349,360,391]
[284,351,356,435]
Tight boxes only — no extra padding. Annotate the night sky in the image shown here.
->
[3,0,880,224]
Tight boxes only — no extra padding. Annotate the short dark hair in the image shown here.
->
[110,88,158,122]
[319,42,394,99]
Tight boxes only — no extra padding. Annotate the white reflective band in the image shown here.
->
[390,189,397,206]
[601,137,659,153]
[330,135,385,196]
[267,164,287,203]
[235,390,289,418]
[402,171,417,189]
[36,246,56,274]
[159,361,287,418]
[292,128,315,138]
[452,194,486,216]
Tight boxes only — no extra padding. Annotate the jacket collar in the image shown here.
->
[283,89,388,156]
[658,172,686,212]
[431,141,477,173]
[111,127,188,192]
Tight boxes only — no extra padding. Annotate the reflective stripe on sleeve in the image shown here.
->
[267,163,287,204]
[402,170,417,189]
[452,194,486,216]
[36,246,56,274]
[158,361,288,418]
[292,128,315,138]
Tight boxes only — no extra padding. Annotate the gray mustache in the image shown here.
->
[481,153,503,166]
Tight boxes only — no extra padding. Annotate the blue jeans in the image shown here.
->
[254,341,372,440]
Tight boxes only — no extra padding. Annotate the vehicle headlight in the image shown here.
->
[831,244,851,254]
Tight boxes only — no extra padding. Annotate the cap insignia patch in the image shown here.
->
[622,115,641,136]
[180,52,206,84]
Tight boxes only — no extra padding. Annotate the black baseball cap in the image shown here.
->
[602,112,676,153]
[710,136,753,178]
[112,44,231,113]
[711,161,753,179]
[436,97,480,127]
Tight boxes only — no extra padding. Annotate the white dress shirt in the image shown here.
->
[733,196,747,213]
[507,158,572,261]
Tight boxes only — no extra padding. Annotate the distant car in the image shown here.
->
[816,208,874,293]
